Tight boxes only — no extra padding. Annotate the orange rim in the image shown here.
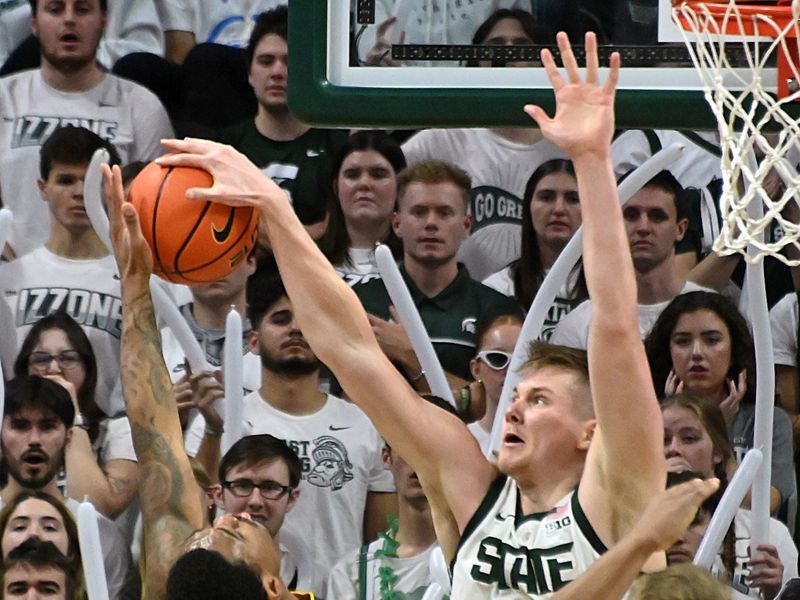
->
[675,1,797,35]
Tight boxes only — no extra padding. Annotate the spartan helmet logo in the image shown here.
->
[306,436,354,491]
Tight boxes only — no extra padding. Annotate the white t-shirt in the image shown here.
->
[0,69,172,255]
[770,292,797,367]
[63,497,132,600]
[467,421,491,456]
[0,247,124,415]
[482,265,582,341]
[335,247,383,288]
[712,509,799,597]
[612,129,722,189]
[327,537,439,599]
[156,0,284,47]
[551,281,711,350]
[240,391,395,582]
[403,128,567,280]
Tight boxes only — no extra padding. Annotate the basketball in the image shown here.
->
[127,160,259,285]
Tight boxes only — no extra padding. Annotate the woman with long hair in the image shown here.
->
[645,291,795,515]
[661,393,795,599]
[318,130,406,287]
[483,158,587,339]
[13,312,139,520]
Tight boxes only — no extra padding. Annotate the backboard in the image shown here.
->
[288,0,791,129]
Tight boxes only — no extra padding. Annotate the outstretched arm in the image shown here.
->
[103,164,203,599]
[154,142,496,553]
[525,33,665,545]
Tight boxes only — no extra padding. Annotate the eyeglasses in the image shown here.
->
[28,351,83,371]
[476,350,512,370]
[222,479,293,500]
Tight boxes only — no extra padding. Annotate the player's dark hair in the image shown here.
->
[318,130,406,267]
[619,169,689,221]
[247,6,288,67]
[3,537,78,600]
[39,125,120,180]
[121,161,149,189]
[166,549,267,600]
[645,291,756,405]
[3,376,75,430]
[511,158,588,311]
[14,311,105,440]
[29,0,107,15]
[246,275,287,329]
[219,434,302,488]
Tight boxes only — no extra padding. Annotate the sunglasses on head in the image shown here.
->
[476,350,512,370]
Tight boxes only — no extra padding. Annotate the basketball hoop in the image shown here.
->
[672,0,800,264]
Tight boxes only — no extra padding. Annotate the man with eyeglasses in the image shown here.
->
[0,125,125,416]
[211,434,322,594]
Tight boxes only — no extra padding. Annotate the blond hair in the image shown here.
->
[629,563,730,600]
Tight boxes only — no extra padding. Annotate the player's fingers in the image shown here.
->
[523,104,553,130]
[603,51,621,96]
[539,48,565,92]
[585,31,599,84]
[556,31,581,85]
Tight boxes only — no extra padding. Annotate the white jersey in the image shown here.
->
[156,0,284,48]
[327,537,439,600]
[452,476,604,597]
[770,292,797,367]
[551,281,712,350]
[0,247,123,415]
[0,69,172,255]
[403,128,567,280]
[241,391,395,588]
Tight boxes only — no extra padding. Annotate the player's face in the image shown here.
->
[4,563,67,600]
[393,181,471,269]
[1,498,71,558]
[27,329,86,396]
[32,0,105,73]
[249,296,319,375]
[666,508,710,565]
[478,17,538,67]
[669,309,733,401]
[1,407,69,491]
[216,459,298,537]
[530,172,581,252]
[498,367,593,481]
[249,33,289,110]
[622,185,687,274]
[662,404,721,478]
[191,256,256,308]
[38,163,91,234]
[335,150,398,228]
[184,514,292,599]
[470,322,521,406]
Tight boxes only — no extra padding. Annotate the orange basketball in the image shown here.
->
[128,160,259,285]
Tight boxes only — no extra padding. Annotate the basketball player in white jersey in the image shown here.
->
[154,30,666,597]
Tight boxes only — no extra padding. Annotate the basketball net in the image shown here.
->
[673,0,800,264]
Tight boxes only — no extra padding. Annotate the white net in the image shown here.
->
[673,0,800,264]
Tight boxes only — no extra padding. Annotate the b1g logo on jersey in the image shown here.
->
[11,116,119,148]
[14,288,122,338]
[470,537,576,594]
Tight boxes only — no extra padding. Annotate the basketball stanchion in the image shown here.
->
[486,143,685,459]
[672,0,800,555]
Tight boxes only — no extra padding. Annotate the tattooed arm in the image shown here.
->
[103,164,204,599]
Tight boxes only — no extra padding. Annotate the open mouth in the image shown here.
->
[60,33,80,43]
[503,433,524,445]
[22,452,47,466]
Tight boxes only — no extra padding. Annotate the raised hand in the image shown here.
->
[719,369,746,425]
[102,164,153,289]
[665,369,685,397]
[747,544,784,600]
[156,139,286,212]
[524,32,619,159]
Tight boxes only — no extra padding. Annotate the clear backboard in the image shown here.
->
[288,0,796,129]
